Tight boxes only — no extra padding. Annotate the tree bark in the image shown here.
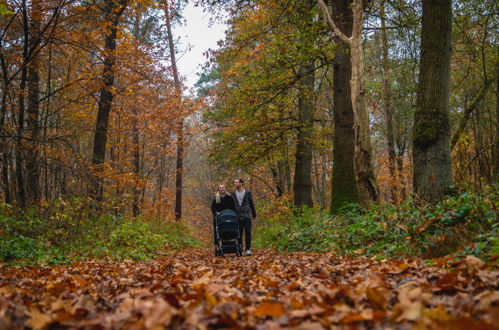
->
[131,13,141,217]
[413,0,453,202]
[164,0,184,220]
[380,0,397,203]
[330,0,359,212]
[318,0,378,207]
[349,0,379,205]
[132,106,140,216]
[0,86,11,204]
[293,61,315,208]
[26,0,42,204]
[494,60,499,182]
[91,0,127,204]
[16,0,30,208]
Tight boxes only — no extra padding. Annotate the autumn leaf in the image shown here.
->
[253,302,286,317]
[26,307,52,330]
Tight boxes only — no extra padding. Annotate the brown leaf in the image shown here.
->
[253,302,286,318]
[135,297,177,329]
[26,307,52,330]
[366,287,387,309]
[341,309,373,323]
[465,255,484,269]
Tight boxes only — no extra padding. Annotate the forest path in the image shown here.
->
[0,249,497,329]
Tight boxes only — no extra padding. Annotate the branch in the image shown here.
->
[317,0,351,44]
[451,80,492,149]
[351,0,363,40]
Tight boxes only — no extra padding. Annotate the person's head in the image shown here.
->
[217,184,226,195]
[215,184,226,203]
[234,178,244,190]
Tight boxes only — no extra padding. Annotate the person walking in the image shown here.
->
[211,184,237,245]
[232,178,256,256]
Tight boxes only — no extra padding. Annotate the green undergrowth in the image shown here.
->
[254,186,498,260]
[0,199,201,265]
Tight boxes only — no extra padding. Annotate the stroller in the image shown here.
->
[215,209,242,257]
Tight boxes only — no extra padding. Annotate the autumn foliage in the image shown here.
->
[1,249,498,329]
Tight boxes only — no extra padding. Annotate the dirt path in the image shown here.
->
[0,249,497,329]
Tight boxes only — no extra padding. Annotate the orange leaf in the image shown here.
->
[253,302,286,318]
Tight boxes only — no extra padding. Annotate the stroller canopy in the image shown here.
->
[218,209,238,224]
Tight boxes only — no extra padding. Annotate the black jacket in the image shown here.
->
[211,194,237,217]
[232,189,257,220]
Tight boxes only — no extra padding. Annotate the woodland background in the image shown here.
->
[0,0,497,264]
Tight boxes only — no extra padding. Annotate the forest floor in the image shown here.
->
[0,248,498,329]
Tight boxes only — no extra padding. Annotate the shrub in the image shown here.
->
[0,201,201,264]
[254,186,498,259]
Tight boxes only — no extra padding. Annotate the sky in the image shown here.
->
[174,2,227,89]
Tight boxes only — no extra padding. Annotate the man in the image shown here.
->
[232,178,256,256]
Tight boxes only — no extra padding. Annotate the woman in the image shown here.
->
[211,184,237,244]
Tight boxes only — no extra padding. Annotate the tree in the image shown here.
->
[163,0,185,220]
[318,0,379,206]
[91,0,128,204]
[329,0,359,211]
[412,0,453,201]
[293,0,315,208]
[26,0,43,204]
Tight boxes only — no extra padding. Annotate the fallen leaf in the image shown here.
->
[26,307,52,330]
[253,302,286,318]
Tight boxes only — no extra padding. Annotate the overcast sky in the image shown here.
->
[174,2,226,89]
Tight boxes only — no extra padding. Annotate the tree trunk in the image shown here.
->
[164,0,184,221]
[494,60,499,182]
[413,0,453,201]
[380,1,397,203]
[0,87,11,204]
[131,13,141,217]
[330,0,359,212]
[16,0,29,208]
[26,0,42,204]
[132,107,140,217]
[91,0,127,205]
[318,0,378,207]
[293,61,315,208]
[349,0,379,205]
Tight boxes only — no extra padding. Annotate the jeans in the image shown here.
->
[239,217,252,250]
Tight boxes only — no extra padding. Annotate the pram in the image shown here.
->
[215,209,242,257]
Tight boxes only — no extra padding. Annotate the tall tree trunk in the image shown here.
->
[0,87,11,204]
[131,13,141,217]
[26,0,42,204]
[494,60,499,182]
[380,1,397,203]
[164,0,184,220]
[292,0,315,208]
[349,0,379,205]
[132,106,140,217]
[16,0,29,208]
[413,0,453,201]
[91,0,127,205]
[293,61,315,208]
[319,0,379,206]
[330,0,359,212]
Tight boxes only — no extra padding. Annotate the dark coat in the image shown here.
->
[211,194,237,217]
[231,189,257,220]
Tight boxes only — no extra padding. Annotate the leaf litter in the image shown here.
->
[0,249,497,329]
